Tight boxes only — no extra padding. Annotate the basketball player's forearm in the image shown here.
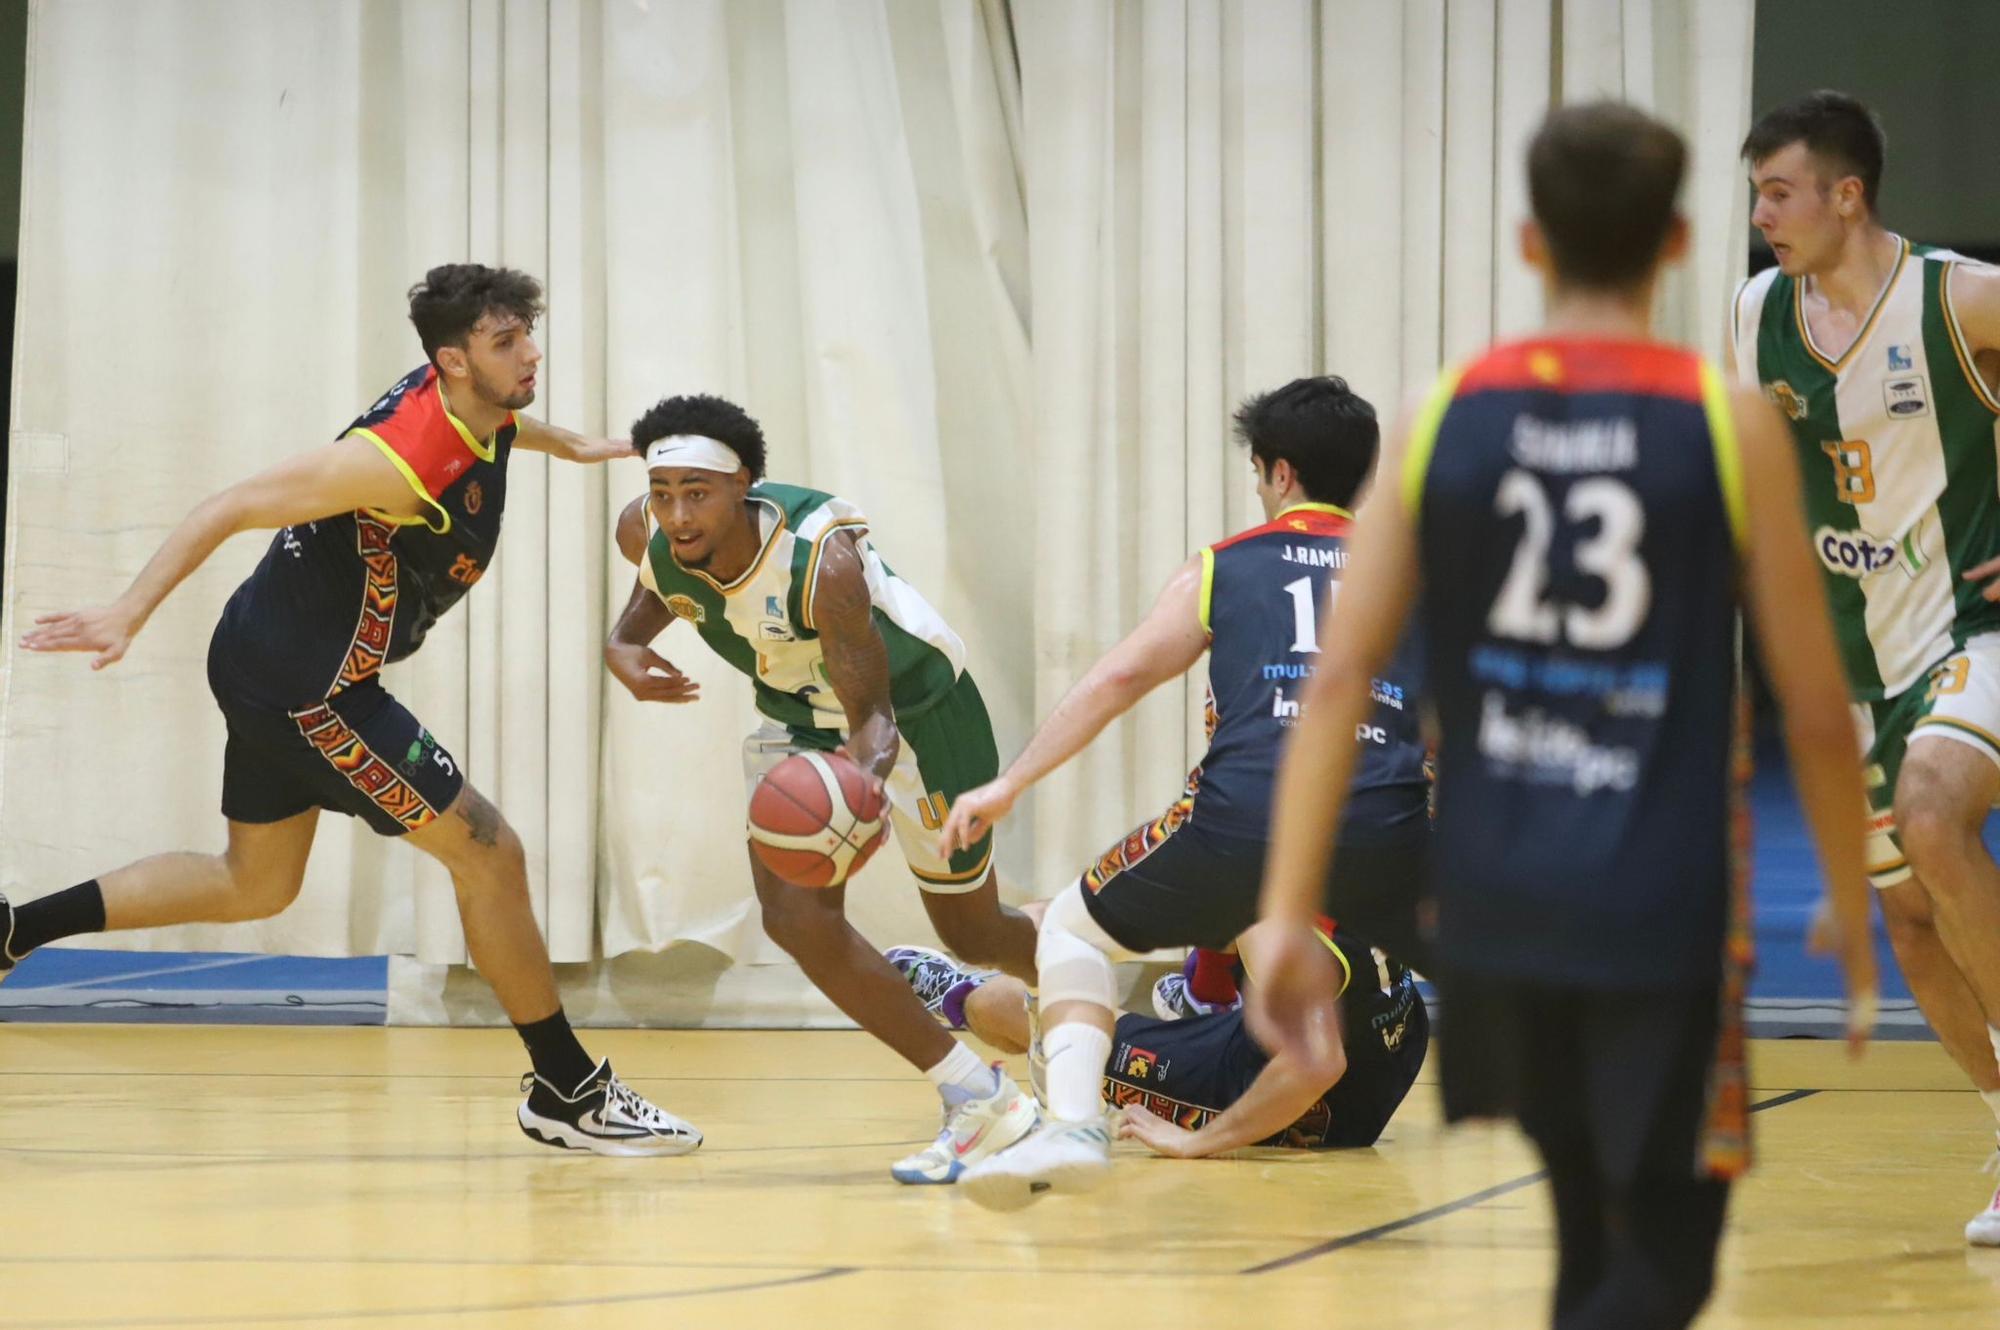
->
[1185,1054,1333,1155]
[515,416,622,463]
[823,630,900,778]
[1782,714,1873,951]
[607,583,671,647]
[999,669,1148,794]
[112,495,247,627]
[1259,666,1372,922]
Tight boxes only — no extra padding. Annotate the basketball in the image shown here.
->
[747,751,891,888]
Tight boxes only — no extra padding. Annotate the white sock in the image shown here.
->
[1042,1022,1112,1123]
[926,1041,995,1105]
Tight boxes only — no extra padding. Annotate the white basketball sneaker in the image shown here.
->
[517,1060,703,1157]
[891,1066,1039,1184]
[1967,1149,2000,1246]
[960,1116,1114,1211]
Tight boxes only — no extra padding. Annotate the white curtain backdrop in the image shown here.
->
[0,0,1753,1007]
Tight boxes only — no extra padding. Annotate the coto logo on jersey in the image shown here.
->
[1883,376,1931,419]
[665,594,706,623]
[1765,380,1809,421]
[1814,526,1899,579]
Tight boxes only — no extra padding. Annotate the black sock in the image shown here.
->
[8,881,107,960]
[514,1009,597,1092]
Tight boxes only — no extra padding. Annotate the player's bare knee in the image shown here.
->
[1895,788,1981,884]
[217,853,304,921]
[757,892,835,961]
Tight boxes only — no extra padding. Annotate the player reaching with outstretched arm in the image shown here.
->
[937,376,1431,1209]
[11,265,699,1155]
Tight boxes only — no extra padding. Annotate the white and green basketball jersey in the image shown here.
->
[640,482,965,730]
[1733,240,2000,700]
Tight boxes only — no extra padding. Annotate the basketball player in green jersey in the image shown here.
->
[602,393,1041,1185]
[1734,91,2000,1244]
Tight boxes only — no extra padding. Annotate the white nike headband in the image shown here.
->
[644,434,744,474]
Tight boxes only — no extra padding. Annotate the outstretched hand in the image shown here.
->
[1115,1103,1204,1159]
[604,642,701,703]
[20,605,140,670]
[937,777,1019,858]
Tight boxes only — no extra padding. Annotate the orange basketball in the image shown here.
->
[747,751,891,888]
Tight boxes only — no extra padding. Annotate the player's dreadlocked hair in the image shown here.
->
[406,265,544,367]
[630,394,770,481]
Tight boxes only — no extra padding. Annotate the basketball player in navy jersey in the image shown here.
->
[11,265,698,1155]
[937,376,1432,1208]
[1252,105,1877,1328]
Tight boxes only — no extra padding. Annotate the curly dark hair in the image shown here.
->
[1233,376,1378,508]
[406,264,544,366]
[1742,90,1886,214]
[630,394,769,481]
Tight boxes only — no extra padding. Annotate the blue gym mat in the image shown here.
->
[0,742,1965,1031]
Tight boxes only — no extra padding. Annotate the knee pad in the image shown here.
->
[1035,885,1124,1009]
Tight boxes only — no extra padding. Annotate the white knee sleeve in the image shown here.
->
[1035,884,1126,1009]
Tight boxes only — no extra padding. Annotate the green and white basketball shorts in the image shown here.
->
[741,672,1000,893]
[1855,632,2000,890]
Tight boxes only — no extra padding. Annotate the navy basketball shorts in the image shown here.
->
[1104,1000,1430,1149]
[209,674,465,838]
[1080,797,1430,958]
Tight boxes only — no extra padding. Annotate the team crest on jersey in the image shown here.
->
[1883,376,1931,419]
[1887,343,1914,372]
[1121,1046,1159,1079]
[463,480,484,514]
[1766,380,1809,421]
[665,594,706,623]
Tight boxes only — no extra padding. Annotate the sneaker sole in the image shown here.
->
[961,1152,1110,1213]
[892,1086,1040,1186]
[1967,1217,2000,1247]
[517,1109,703,1158]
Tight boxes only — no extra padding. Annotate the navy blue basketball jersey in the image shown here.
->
[208,366,515,709]
[1190,504,1429,842]
[1407,338,1747,988]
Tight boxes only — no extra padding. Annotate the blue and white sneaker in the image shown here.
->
[887,945,990,1029]
[959,1116,1113,1212]
[891,1065,1039,1184]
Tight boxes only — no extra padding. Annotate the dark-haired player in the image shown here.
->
[937,376,1431,1209]
[1734,91,2000,1245]
[1252,104,1876,1329]
[603,394,1041,1184]
[13,265,698,1155]
[888,910,1428,1158]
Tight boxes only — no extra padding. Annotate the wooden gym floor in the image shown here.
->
[1,1027,1996,1329]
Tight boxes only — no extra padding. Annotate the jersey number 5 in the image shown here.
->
[1488,470,1651,650]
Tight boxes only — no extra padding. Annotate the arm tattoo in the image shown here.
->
[813,534,898,771]
[456,786,504,848]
